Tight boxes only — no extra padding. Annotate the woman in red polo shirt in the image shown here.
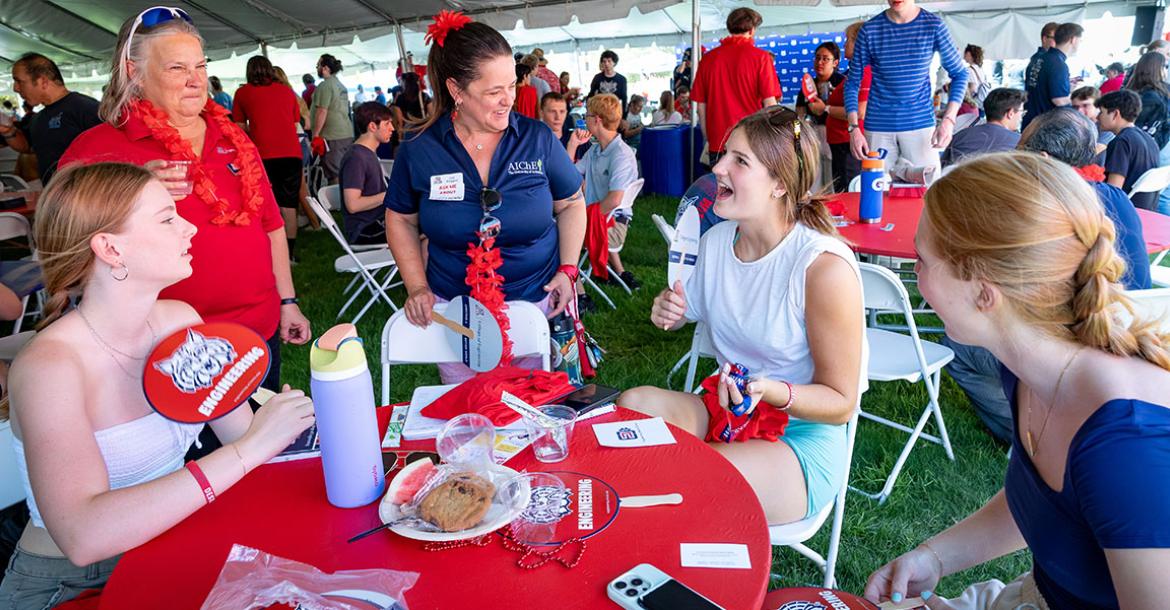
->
[59,8,310,392]
[232,55,304,261]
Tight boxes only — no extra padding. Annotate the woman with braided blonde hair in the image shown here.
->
[866,152,1170,610]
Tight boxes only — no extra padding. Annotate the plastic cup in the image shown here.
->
[523,405,576,464]
[162,160,194,197]
[505,472,568,545]
[436,413,495,469]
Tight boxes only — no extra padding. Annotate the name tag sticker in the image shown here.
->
[430,173,465,201]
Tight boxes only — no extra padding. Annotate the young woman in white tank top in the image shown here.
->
[0,163,314,608]
[620,107,865,525]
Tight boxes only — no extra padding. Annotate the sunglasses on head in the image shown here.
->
[763,106,806,193]
[121,7,194,70]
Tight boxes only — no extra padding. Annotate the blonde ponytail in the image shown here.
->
[925,152,1170,371]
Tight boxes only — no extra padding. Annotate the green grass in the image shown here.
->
[283,195,1032,596]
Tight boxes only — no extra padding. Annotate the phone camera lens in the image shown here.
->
[631,578,643,586]
[615,581,627,590]
[625,588,639,597]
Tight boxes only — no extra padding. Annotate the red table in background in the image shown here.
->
[829,192,1170,259]
[99,408,771,610]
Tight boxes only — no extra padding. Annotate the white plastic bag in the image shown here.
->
[199,544,418,610]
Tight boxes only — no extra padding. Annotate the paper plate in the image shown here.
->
[142,323,270,424]
[377,465,525,542]
[668,205,701,287]
[442,296,503,372]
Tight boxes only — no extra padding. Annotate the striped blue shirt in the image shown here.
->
[845,9,967,133]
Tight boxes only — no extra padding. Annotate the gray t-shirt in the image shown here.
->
[311,75,352,140]
[338,145,386,243]
[576,136,637,222]
[941,123,1021,167]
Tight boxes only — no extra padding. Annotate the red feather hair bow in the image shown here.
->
[426,10,472,47]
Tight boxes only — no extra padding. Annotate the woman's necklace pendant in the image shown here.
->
[475,143,484,151]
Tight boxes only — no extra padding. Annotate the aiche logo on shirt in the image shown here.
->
[507,159,544,175]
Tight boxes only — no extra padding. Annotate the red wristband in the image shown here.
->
[185,461,216,504]
[777,381,795,411]
[557,264,579,282]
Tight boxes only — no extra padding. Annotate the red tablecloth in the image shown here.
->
[99,407,771,610]
[830,192,1170,259]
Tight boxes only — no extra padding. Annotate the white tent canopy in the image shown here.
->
[0,0,1146,82]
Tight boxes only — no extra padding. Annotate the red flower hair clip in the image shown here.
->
[426,10,472,47]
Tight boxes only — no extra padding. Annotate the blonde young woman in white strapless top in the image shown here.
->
[0,163,314,608]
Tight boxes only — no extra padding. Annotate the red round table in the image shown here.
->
[98,408,771,609]
[830,192,1170,259]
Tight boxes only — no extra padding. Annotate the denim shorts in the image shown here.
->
[0,547,118,610]
[780,418,848,519]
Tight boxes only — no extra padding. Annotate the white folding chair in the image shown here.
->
[853,263,955,504]
[0,331,35,509]
[0,213,40,333]
[579,178,645,307]
[770,408,858,588]
[1127,166,1170,204]
[317,184,342,212]
[0,174,29,192]
[379,301,551,405]
[305,196,399,325]
[651,213,675,244]
[1151,251,1170,288]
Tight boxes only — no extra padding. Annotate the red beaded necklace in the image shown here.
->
[423,527,587,569]
[129,97,266,226]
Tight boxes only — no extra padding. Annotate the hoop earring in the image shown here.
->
[110,264,129,282]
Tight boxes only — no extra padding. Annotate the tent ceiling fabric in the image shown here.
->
[0,0,684,73]
[0,0,1143,76]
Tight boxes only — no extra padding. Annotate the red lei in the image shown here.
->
[466,236,514,365]
[1074,164,1106,183]
[128,98,265,226]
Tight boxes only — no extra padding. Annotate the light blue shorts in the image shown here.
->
[780,418,848,519]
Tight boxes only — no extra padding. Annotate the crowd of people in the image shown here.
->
[0,1,1168,609]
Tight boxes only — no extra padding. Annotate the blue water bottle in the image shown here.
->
[859,149,889,224]
[310,324,385,508]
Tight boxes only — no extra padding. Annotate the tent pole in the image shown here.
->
[688,0,700,184]
[261,41,268,58]
[395,22,426,118]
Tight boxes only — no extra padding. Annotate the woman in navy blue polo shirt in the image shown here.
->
[385,12,585,381]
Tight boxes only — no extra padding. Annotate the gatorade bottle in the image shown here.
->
[859,149,889,224]
[310,325,385,508]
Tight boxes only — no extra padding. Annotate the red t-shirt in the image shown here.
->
[232,83,302,160]
[690,36,782,152]
[1099,74,1124,95]
[826,66,872,145]
[59,111,284,338]
[514,85,538,119]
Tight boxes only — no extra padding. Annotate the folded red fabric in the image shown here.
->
[421,366,576,426]
[699,374,790,443]
[584,203,615,281]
